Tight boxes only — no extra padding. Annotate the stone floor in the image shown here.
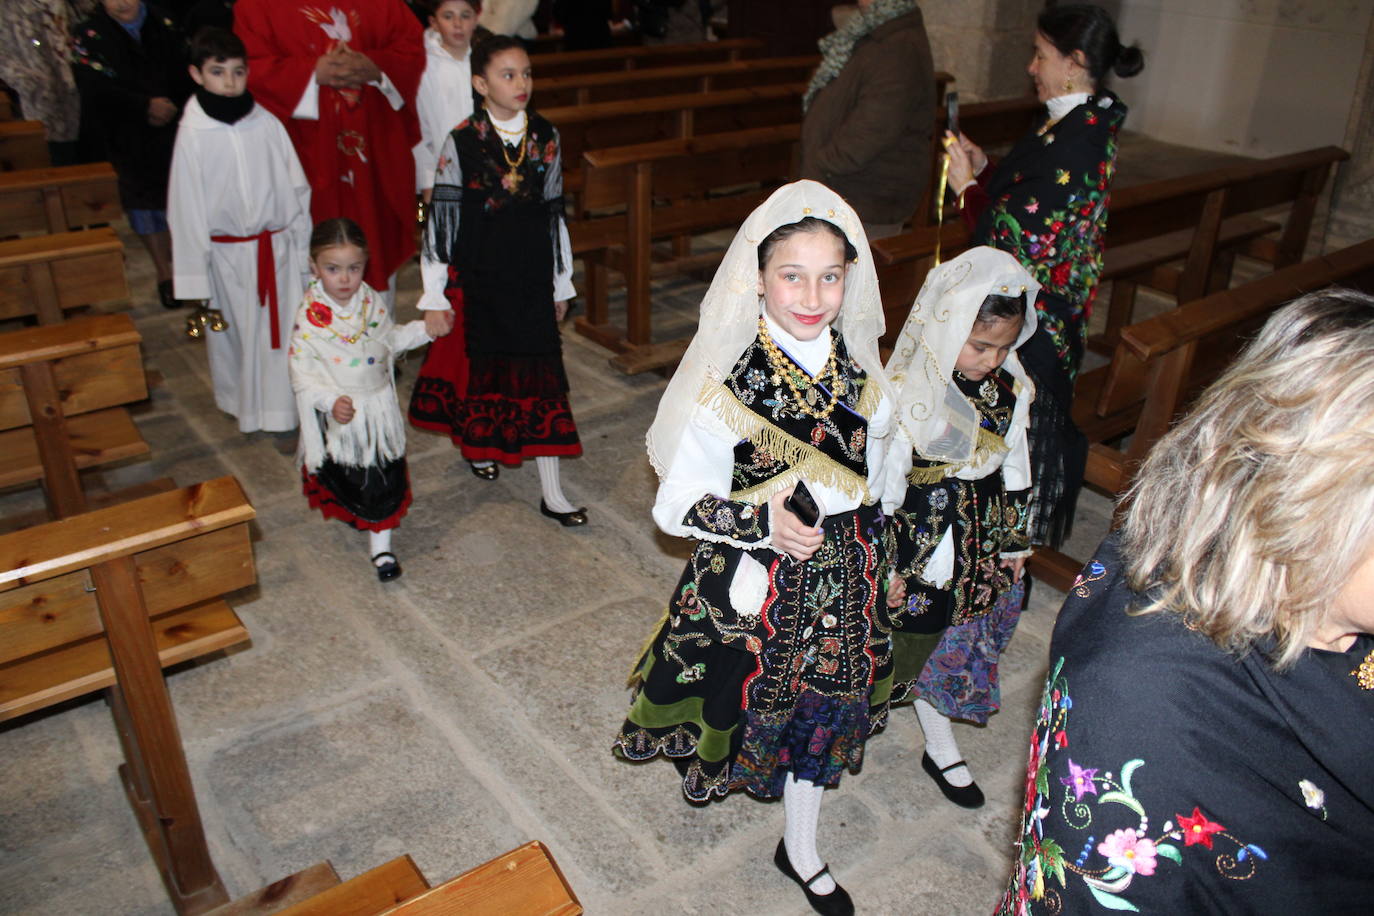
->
[1,134,1262,915]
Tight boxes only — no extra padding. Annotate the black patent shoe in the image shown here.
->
[158,279,182,309]
[540,499,588,527]
[468,461,499,481]
[773,839,854,916]
[372,551,402,582]
[922,751,985,809]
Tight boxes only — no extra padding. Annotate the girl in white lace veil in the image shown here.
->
[884,245,1040,811]
[619,180,904,914]
[646,179,895,481]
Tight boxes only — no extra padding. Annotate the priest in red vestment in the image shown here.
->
[235,1,424,292]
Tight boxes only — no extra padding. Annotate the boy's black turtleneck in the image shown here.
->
[196,86,255,124]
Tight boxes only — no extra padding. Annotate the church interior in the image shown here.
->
[1,0,1372,913]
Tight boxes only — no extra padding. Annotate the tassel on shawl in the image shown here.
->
[424,182,463,262]
[696,379,877,506]
[905,426,1010,485]
[295,386,408,474]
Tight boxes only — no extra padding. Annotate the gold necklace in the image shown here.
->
[757,316,844,420]
[489,110,528,191]
[328,289,372,345]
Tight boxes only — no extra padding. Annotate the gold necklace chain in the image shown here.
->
[756,316,844,420]
[488,110,528,190]
[326,289,372,345]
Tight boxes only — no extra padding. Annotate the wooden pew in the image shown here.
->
[1026,238,1374,590]
[262,842,580,916]
[546,82,805,172]
[0,162,122,235]
[0,225,127,324]
[871,145,1351,349]
[0,119,49,171]
[538,55,818,107]
[0,313,153,519]
[571,123,800,372]
[1,476,257,913]
[531,37,762,77]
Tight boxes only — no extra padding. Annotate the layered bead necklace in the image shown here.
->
[325,287,373,345]
[757,315,845,419]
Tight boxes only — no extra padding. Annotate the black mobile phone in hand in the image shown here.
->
[946,91,960,139]
[784,480,821,528]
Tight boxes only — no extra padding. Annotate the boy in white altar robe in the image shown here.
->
[169,27,312,435]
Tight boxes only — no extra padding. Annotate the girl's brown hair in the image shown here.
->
[309,217,368,261]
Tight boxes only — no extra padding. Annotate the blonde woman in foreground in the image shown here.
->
[999,289,1374,915]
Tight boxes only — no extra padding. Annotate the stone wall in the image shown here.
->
[920,0,1043,102]
[1325,8,1374,251]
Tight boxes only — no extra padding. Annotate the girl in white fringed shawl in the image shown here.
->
[289,218,439,582]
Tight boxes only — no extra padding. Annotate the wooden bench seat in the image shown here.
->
[0,120,48,171]
[2,475,257,913]
[0,225,128,324]
[1026,237,1374,590]
[538,55,818,107]
[0,313,150,518]
[377,841,580,916]
[0,162,122,235]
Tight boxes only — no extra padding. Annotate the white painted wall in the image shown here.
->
[1111,0,1372,156]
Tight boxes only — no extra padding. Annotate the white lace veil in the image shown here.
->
[885,246,1039,463]
[645,180,894,478]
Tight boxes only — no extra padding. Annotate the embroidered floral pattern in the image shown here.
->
[998,644,1270,915]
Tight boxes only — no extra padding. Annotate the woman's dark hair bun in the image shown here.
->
[1113,43,1145,79]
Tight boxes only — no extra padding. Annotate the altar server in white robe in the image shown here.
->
[169,27,312,434]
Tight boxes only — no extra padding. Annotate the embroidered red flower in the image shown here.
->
[1051,262,1072,288]
[306,301,333,328]
[810,425,826,445]
[543,139,557,163]
[1085,111,1098,125]
[1177,807,1226,848]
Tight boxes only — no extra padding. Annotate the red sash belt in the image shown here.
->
[210,228,283,349]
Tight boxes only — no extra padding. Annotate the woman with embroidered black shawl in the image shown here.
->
[945,3,1143,551]
[615,182,903,916]
[407,35,586,525]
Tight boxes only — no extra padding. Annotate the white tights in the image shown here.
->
[782,772,836,895]
[916,698,974,787]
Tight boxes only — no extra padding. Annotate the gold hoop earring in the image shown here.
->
[1065,77,1075,93]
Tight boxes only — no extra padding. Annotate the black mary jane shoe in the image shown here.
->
[372,551,403,582]
[922,751,985,809]
[773,839,854,916]
[539,499,588,527]
[468,461,499,481]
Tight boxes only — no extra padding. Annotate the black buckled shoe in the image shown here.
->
[158,279,183,310]
[773,839,854,916]
[468,461,499,481]
[372,551,402,582]
[540,500,588,527]
[921,751,985,808]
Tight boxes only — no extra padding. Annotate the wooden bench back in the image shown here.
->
[546,82,804,166]
[531,37,761,77]
[0,120,48,171]
[1093,238,1374,429]
[0,476,256,720]
[0,162,121,235]
[537,55,818,107]
[0,226,127,324]
[0,313,145,432]
[377,841,580,916]
[579,123,800,212]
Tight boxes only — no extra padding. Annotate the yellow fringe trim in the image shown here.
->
[906,427,1009,486]
[627,607,670,688]
[698,379,873,506]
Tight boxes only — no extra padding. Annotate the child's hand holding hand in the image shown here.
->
[147,97,178,126]
[424,309,455,338]
[1001,555,1027,583]
[768,487,824,563]
[331,395,355,424]
[886,572,907,609]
